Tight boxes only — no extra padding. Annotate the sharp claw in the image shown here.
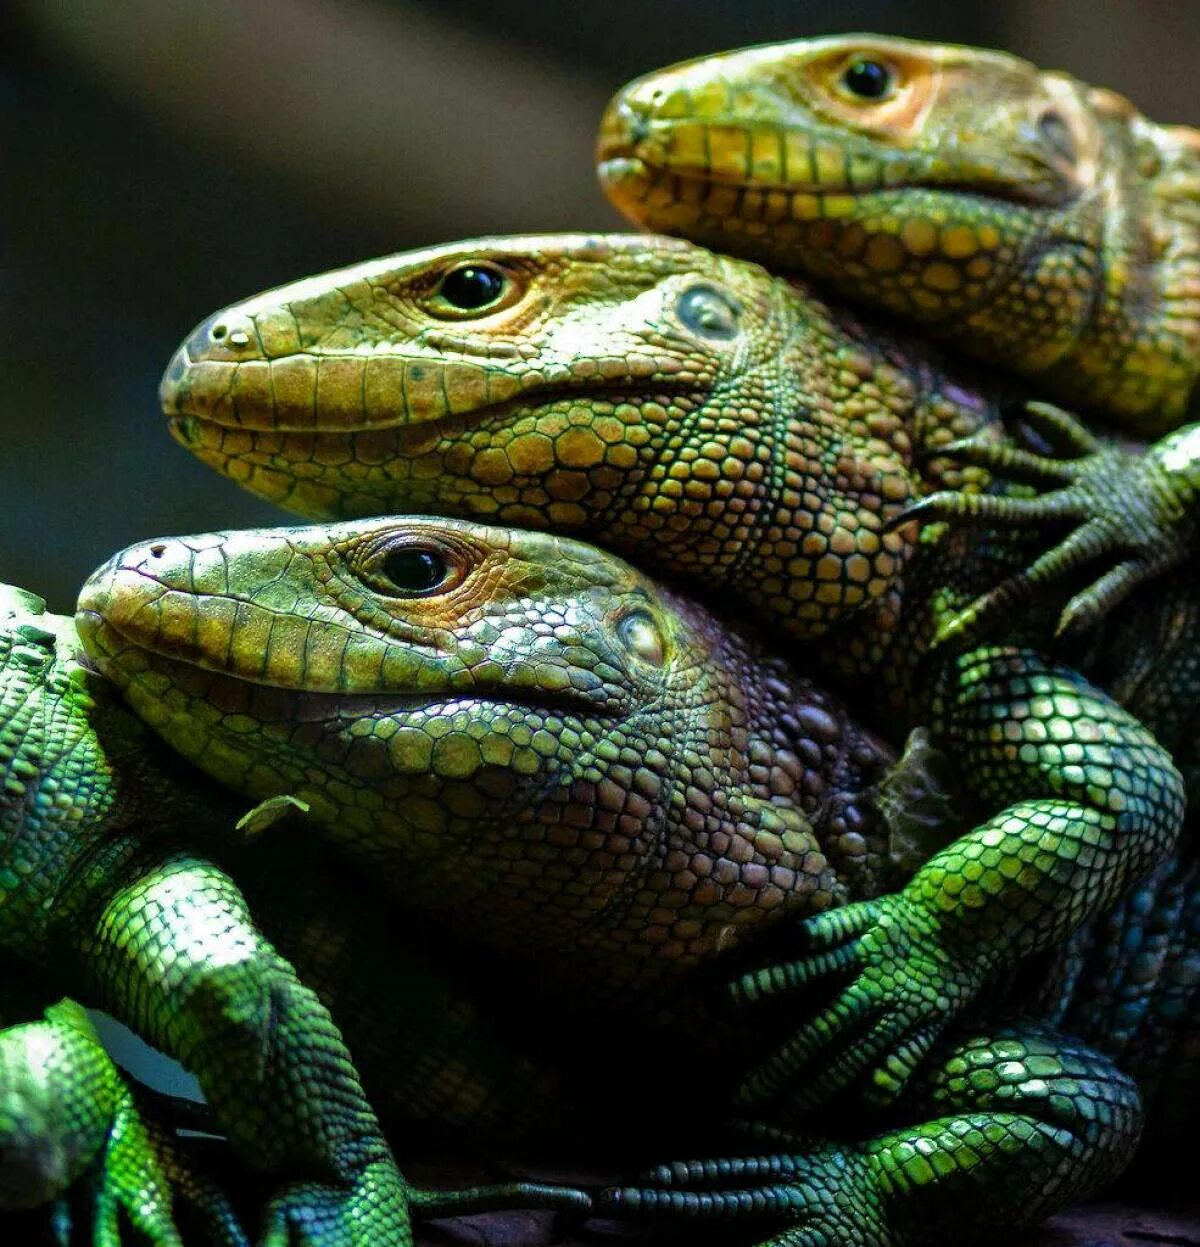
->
[932,602,985,649]
[915,436,985,463]
[920,435,1078,486]
[1011,400,1103,455]
[881,500,934,533]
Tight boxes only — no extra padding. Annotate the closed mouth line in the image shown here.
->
[83,606,618,719]
[600,153,1052,209]
[166,372,705,435]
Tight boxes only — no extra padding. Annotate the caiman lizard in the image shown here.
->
[73,514,1169,1247]
[155,231,1193,1117]
[596,34,1200,630]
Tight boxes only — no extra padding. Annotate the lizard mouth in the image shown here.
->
[162,346,701,437]
[598,145,1057,210]
[76,603,623,724]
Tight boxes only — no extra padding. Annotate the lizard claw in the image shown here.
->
[595,1142,888,1247]
[901,403,1200,642]
[730,895,976,1111]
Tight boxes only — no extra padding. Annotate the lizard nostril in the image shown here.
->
[211,321,251,348]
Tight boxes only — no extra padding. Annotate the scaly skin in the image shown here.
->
[156,234,1190,1112]
[76,516,900,994]
[75,514,1182,1195]
[0,994,249,1246]
[0,546,1158,1245]
[0,583,416,1246]
[72,516,1159,1247]
[0,998,183,1244]
[597,37,1200,625]
[1038,850,1200,1149]
[597,33,1200,435]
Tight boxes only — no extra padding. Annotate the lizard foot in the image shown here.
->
[259,1159,411,1247]
[595,1144,894,1247]
[0,1000,238,1247]
[730,895,978,1111]
[892,402,1200,641]
[72,1089,187,1247]
[4,1098,247,1247]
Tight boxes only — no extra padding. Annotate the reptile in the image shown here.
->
[596,33,1200,436]
[0,984,287,1247]
[0,580,448,1246]
[155,231,1195,1121]
[596,34,1200,631]
[70,512,1171,1246]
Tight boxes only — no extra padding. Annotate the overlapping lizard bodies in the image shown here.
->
[3,583,1167,1247]
[162,233,986,640]
[600,35,1200,432]
[0,589,420,1246]
[78,516,898,991]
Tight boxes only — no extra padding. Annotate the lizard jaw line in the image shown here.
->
[78,607,619,721]
[599,151,1057,210]
[166,376,700,437]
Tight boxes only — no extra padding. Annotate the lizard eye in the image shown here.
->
[372,544,453,596]
[617,610,666,667]
[1037,109,1077,165]
[427,262,516,318]
[839,58,895,101]
[675,284,740,340]
[351,531,479,599]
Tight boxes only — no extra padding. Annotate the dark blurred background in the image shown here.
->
[3,0,1198,609]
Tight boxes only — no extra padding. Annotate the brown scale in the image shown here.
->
[78,515,905,1012]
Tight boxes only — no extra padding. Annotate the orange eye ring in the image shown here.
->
[424,261,522,319]
[350,531,478,599]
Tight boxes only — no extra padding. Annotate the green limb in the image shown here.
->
[0,1000,119,1213]
[594,1022,1142,1247]
[735,647,1184,1111]
[904,404,1200,642]
[0,998,195,1245]
[68,851,412,1247]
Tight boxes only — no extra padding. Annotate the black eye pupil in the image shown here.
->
[842,59,892,99]
[380,548,447,594]
[439,265,505,310]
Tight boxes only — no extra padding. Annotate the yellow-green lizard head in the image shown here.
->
[597,34,1119,321]
[76,515,895,983]
[159,232,921,639]
[598,35,1200,430]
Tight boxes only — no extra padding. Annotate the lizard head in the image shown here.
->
[597,34,1115,327]
[160,232,921,640]
[159,232,765,519]
[76,516,894,982]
